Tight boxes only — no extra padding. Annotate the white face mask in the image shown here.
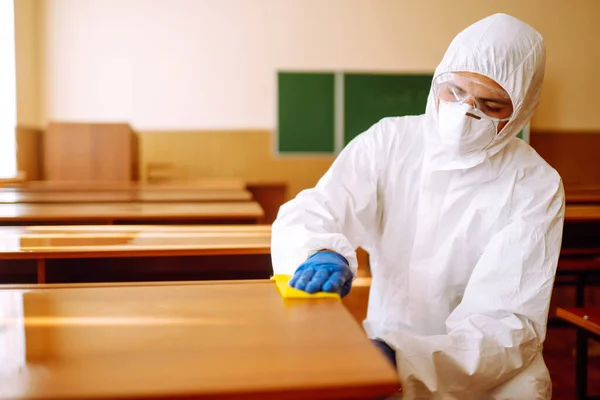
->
[437,100,502,156]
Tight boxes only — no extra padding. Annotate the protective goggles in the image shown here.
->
[432,72,513,121]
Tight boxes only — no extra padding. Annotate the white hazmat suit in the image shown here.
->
[271,13,564,400]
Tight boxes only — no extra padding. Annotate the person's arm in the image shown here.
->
[384,179,565,398]
[271,121,386,279]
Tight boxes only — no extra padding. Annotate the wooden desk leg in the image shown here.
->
[37,259,46,283]
[576,274,587,307]
[576,327,588,400]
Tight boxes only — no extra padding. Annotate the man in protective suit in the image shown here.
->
[271,13,564,400]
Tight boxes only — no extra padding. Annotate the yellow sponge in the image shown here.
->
[271,274,340,299]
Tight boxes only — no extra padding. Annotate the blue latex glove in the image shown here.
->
[289,251,353,297]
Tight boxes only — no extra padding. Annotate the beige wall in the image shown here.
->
[19,0,600,131]
[14,0,41,128]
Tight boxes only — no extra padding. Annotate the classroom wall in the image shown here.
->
[14,0,41,128]
[29,0,600,131]
[140,130,334,197]
[14,0,43,180]
[14,0,600,194]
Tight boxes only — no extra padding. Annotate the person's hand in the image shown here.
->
[289,251,353,297]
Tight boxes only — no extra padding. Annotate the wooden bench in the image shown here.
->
[0,202,263,226]
[0,280,400,399]
[0,189,253,203]
[556,307,600,400]
[0,225,272,284]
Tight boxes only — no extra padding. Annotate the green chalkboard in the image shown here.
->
[277,72,335,153]
[344,73,433,144]
[516,123,530,142]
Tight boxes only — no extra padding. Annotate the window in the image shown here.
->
[0,0,17,178]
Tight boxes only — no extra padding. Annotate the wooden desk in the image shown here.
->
[556,307,600,400]
[8,179,246,191]
[0,174,26,187]
[0,189,253,203]
[568,192,600,204]
[0,281,399,400]
[566,205,600,223]
[557,307,600,336]
[0,225,272,284]
[0,202,263,225]
[0,225,271,257]
[562,205,600,256]
[566,185,600,204]
[0,278,266,290]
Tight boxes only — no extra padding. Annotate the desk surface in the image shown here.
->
[556,307,600,336]
[0,225,271,258]
[0,202,263,223]
[0,281,399,399]
[7,180,247,191]
[0,189,252,203]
